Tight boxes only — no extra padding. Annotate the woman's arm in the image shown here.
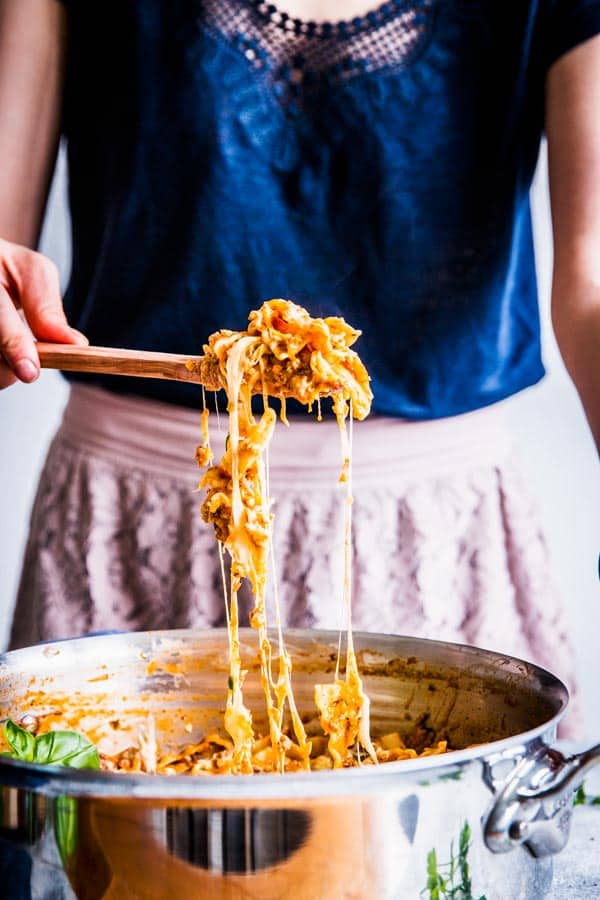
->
[0,0,66,245]
[0,0,85,390]
[546,34,600,454]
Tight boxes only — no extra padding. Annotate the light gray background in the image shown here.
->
[0,145,599,738]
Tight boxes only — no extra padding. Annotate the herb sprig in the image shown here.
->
[422,822,487,900]
[573,782,600,807]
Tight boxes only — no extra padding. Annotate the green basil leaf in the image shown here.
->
[4,719,35,761]
[4,720,100,770]
[32,731,100,770]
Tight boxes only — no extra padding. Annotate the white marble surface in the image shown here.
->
[550,806,600,899]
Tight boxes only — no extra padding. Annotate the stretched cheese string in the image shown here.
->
[314,399,377,767]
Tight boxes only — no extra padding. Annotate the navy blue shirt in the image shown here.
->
[59,1,600,417]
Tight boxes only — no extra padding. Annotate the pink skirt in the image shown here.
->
[12,384,580,733]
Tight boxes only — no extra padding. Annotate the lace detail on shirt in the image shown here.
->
[202,0,436,103]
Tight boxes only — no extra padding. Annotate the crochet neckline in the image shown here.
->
[244,0,416,40]
[203,0,435,107]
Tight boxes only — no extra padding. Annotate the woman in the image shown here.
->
[1,1,599,734]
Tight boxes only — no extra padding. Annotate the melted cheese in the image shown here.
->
[189,300,377,772]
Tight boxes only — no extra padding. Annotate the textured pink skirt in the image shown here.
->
[12,384,579,733]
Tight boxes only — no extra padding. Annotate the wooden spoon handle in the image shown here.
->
[36,342,203,384]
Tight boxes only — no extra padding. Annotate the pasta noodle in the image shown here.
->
[186,299,445,773]
[99,732,449,775]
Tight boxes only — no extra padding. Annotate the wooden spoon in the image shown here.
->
[36,342,203,384]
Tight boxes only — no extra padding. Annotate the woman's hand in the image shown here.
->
[0,238,87,389]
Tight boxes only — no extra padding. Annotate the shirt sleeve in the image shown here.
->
[545,1,600,69]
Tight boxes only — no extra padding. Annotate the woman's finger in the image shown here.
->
[0,284,39,382]
[3,245,87,345]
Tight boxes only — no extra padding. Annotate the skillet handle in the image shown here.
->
[483,742,600,857]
